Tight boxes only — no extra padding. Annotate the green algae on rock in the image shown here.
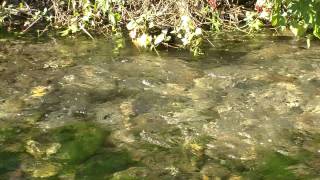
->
[75,151,135,180]
[111,167,154,180]
[21,160,61,178]
[24,112,45,124]
[25,140,61,159]
[0,151,20,174]
[245,152,298,180]
[0,126,18,143]
[49,122,106,164]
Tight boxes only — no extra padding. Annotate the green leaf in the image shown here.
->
[313,24,320,39]
[289,21,308,37]
[70,23,79,33]
[252,19,264,31]
[60,29,70,36]
[271,14,286,27]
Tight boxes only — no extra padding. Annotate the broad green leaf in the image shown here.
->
[313,24,320,39]
[290,21,308,37]
[60,29,70,36]
[70,23,79,33]
[271,14,286,27]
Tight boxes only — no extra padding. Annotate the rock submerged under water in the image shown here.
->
[46,122,106,164]
[0,151,20,175]
[75,151,135,180]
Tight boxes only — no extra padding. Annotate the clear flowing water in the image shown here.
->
[0,33,320,179]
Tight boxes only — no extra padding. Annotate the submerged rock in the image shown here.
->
[43,58,75,69]
[244,152,298,179]
[111,167,153,180]
[22,161,61,178]
[302,96,320,113]
[0,151,20,174]
[0,123,29,153]
[25,140,61,159]
[95,101,123,125]
[48,122,106,164]
[75,151,134,180]
[61,65,116,91]
[0,125,18,143]
[131,91,168,115]
[120,100,136,119]
[200,163,230,179]
[24,112,44,124]
[0,98,25,119]
[139,130,172,149]
[294,113,320,136]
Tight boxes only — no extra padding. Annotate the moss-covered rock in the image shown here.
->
[245,152,298,180]
[0,126,17,143]
[25,140,61,159]
[111,167,153,180]
[21,160,61,178]
[49,122,106,164]
[0,151,20,174]
[0,124,30,152]
[25,112,44,124]
[75,151,135,180]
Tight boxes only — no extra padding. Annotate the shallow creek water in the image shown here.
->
[0,33,320,179]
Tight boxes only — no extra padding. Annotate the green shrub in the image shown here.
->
[272,0,320,40]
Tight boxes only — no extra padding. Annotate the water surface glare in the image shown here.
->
[0,35,320,179]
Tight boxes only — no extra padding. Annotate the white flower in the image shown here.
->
[181,15,191,29]
[181,15,190,23]
[129,30,136,39]
[136,34,152,48]
[126,20,137,30]
[181,37,189,46]
[194,28,202,36]
[154,33,165,45]
[259,11,270,19]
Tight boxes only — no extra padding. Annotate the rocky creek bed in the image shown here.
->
[0,34,320,179]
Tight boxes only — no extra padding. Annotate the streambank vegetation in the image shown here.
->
[1,0,320,54]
